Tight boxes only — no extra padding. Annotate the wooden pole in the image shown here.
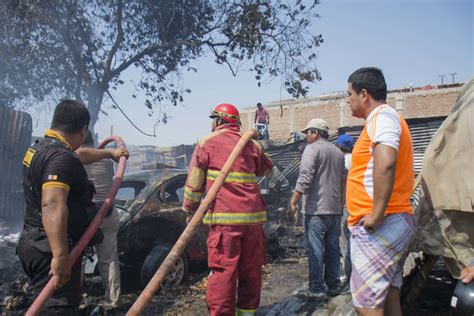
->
[127,130,257,315]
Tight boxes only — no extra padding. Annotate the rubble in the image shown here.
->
[0,184,459,316]
[0,223,459,315]
[0,221,22,284]
[0,277,32,313]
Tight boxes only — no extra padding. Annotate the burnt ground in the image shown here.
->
[1,238,457,315]
[0,221,457,316]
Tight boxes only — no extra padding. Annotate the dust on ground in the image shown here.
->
[0,223,457,316]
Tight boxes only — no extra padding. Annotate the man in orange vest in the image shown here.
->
[345,68,416,316]
[183,103,273,316]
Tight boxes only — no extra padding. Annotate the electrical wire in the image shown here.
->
[105,90,156,137]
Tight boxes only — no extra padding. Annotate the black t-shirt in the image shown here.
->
[23,136,92,216]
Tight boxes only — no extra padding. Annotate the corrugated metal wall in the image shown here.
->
[268,116,447,187]
[0,107,32,222]
[338,116,447,176]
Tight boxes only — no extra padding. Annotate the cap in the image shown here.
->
[301,118,329,134]
[336,134,355,149]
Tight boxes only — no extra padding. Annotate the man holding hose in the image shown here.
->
[17,100,128,315]
[183,103,273,316]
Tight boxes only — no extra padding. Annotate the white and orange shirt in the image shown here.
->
[346,104,414,226]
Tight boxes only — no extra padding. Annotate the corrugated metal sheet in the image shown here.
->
[267,139,305,170]
[267,115,447,187]
[0,107,32,222]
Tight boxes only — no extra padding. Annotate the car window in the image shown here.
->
[116,181,147,200]
[116,187,135,201]
[176,187,184,201]
[158,175,187,204]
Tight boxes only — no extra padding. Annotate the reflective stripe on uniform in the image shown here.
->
[42,182,70,191]
[203,211,267,225]
[184,187,203,203]
[236,308,257,316]
[207,169,257,184]
[188,166,206,189]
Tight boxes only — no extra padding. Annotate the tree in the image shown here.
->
[0,0,323,135]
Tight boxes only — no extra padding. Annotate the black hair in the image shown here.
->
[348,67,387,101]
[257,102,262,107]
[317,129,328,139]
[308,128,328,139]
[83,130,94,146]
[51,100,90,134]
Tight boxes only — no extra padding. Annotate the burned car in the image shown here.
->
[83,161,290,291]
[111,169,208,290]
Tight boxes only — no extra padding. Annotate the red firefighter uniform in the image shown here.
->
[183,123,273,316]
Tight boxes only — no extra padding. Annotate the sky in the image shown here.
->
[31,0,473,147]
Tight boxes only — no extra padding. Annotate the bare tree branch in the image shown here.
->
[104,0,124,75]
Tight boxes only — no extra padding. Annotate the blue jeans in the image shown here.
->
[304,214,341,293]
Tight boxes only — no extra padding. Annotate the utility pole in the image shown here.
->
[438,74,446,85]
[449,72,457,84]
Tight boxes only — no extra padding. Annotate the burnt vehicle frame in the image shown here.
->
[111,169,208,290]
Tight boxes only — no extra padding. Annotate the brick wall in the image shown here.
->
[240,86,461,141]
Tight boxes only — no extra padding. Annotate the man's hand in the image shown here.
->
[362,213,385,230]
[110,148,129,162]
[461,266,474,284]
[288,201,297,222]
[50,256,71,289]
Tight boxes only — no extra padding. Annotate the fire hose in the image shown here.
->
[127,129,258,315]
[26,136,127,316]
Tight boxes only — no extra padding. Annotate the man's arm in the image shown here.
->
[75,147,129,165]
[254,111,258,124]
[41,187,70,289]
[182,144,208,214]
[289,147,316,219]
[363,144,397,229]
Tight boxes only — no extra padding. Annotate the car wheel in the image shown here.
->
[140,243,188,288]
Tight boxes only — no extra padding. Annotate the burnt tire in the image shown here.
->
[140,243,188,289]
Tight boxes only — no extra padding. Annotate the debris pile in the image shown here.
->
[0,221,22,284]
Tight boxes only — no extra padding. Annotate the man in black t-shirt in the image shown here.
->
[18,100,128,315]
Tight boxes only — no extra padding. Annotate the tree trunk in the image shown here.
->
[86,84,105,144]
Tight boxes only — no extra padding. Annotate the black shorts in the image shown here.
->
[17,228,82,311]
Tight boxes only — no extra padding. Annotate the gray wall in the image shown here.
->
[0,107,32,224]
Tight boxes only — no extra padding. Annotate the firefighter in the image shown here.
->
[17,100,127,315]
[182,103,273,316]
